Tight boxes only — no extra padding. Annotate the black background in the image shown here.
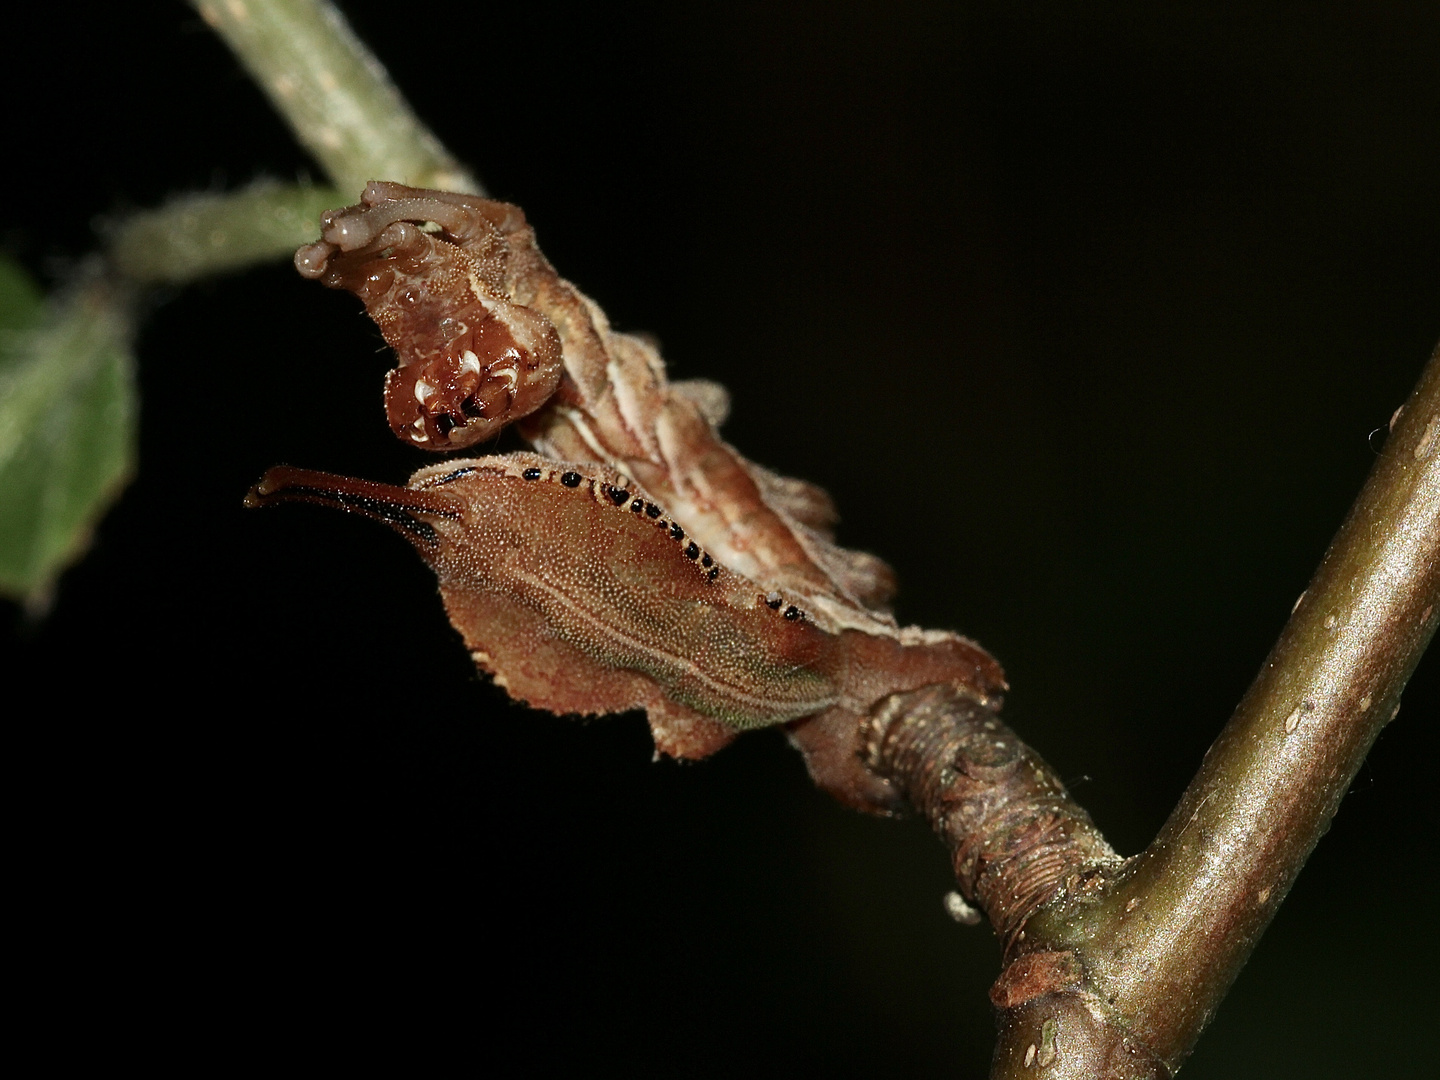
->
[5,2,1438,1075]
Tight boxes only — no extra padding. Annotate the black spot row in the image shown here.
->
[552,472,724,585]
[761,593,806,622]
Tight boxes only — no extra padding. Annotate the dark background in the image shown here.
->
[5,2,1438,1074]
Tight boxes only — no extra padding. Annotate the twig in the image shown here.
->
[189,0,478,196]
[990,343,1440,1078]
[107,182,344,285]
[865,685,1120,947]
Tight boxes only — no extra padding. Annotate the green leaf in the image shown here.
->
[0,254,44,332]
[0,257,137,611]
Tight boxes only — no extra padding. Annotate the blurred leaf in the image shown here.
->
[0,255,43,331]
[0,256,137,611]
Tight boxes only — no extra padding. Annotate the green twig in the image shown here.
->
[190,0,479,196]
[107,181,345,285]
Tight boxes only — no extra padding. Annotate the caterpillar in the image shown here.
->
[295,182,563,450]
[256,184,1006,813]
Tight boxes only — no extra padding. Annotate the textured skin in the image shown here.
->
[249,450,1005,811]
[295,182,563,450]
[270,184,1008,812]
[407,453,841,732]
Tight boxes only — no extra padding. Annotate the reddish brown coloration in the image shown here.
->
[295,186,969,644]
[857,682,1139,1075]
[255,157,1435,1072]
[785,708,903,813]
[788,632,1007,812]
[243,464,461,540]
[248,452,1009,800]
[988,950,1083,1010]
[865,683,1118,938]
[249,455,834,739]
[527,353,910,640]
[283,183,1007,811]
[295,182,563,450]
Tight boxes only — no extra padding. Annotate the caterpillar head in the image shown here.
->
[296,184,564,450]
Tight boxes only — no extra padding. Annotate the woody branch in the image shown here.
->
[187,3,1439,1078]
[860,344,1436,1079]
[982,344,1437,1078]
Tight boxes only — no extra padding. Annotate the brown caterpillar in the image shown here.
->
[295,182,564,450]
[268,184,1007,813]
[247,453,1006,808]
